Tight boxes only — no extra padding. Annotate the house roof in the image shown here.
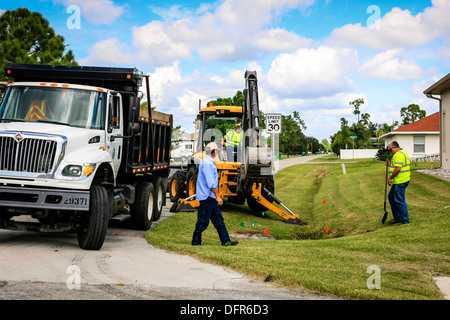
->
[180,132,194,140]
[424,73,450,95]
[381,112,440,138]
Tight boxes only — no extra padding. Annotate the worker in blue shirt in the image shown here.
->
[192,142,238,246]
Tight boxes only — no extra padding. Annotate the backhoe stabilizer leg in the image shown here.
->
[252,185,306,225]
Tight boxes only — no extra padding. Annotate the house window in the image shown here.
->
[414,135,425,153]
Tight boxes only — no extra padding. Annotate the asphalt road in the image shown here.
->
[0,157,332,301]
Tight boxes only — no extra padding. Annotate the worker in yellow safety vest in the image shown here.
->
[25,100,55,121]
[386,141,411,225]
[222,123,242,162]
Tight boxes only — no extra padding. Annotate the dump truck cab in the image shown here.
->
[0,81,122,190]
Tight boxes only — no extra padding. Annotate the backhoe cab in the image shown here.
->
[169,71,304,225]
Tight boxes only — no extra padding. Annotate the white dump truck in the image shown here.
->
[0,62,173,250]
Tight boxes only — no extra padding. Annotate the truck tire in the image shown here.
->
[168,170,186,202]
[186,167,198,198]
[132,182,155,230]
[153,177,164,221]
[77,185,109,250]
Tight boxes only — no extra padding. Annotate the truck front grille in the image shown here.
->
[0,137,58,174]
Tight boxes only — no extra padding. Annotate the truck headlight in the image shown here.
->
[63,165,83,177]
[62,164,95,177]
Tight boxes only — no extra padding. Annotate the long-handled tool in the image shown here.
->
[382,164,389,224]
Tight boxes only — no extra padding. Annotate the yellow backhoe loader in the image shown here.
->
[169,71,304,225]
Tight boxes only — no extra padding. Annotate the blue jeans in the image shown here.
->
[388,181,410,224]
[192,197,231,245]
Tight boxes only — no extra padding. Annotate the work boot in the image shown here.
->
[388,218,401,225]
[223,240,239,247]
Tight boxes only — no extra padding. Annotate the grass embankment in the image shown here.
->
[145,158,450,300]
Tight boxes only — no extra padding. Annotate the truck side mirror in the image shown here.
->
[130,122,141,134]
[129,95,140,123]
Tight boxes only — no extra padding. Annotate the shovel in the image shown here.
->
[382,164,389,224]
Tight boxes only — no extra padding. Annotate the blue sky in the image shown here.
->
[2,0,448,142]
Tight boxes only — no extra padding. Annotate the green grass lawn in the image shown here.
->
[145,159,450,300]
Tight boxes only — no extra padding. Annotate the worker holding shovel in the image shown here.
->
[385,141,411,225]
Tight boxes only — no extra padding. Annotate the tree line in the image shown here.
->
[330,99,427,156]
[208,92,326,155]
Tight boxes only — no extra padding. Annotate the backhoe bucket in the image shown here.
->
[251,183,306,225]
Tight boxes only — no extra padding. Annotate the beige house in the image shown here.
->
[381,112,440,160]
[424,75,450,172]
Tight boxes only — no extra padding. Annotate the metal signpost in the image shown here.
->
[266,113,282,173]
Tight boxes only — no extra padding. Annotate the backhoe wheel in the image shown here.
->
[153,177,164,221]
[186,167,198,198]
[77,185,109,250]
[168,170,186,202]
[132,182,155,230]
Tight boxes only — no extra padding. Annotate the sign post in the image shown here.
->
[265,113,282,173]
[350,136,357,159]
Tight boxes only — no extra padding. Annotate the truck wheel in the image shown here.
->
[77,185,109,250]
[132,182,155,230]
[153,177,164,221]
[186,167,198,198]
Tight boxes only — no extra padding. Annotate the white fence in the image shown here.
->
[410,153,440,163]
[340,149,378,159]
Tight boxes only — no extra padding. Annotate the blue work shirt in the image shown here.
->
[196,155,218,201]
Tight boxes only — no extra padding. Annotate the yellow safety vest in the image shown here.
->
[390,150,411,184]
[224,130,242,147]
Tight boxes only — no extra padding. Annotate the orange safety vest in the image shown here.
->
[25,100,55,121]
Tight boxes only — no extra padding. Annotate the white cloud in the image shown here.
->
[359,49,424,81]
[130,0,316,66]
[79,38,132,65]
[266,46,358,98]
[146,62,184,107]
[328,7,439,50]
[132,20,193,67]
[423,0,450,30]
[254,28,311,51]
[54,0,125,25]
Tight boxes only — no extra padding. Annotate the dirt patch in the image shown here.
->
[230,231,276,240]
[305,166,332,179]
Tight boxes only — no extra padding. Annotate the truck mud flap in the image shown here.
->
[0,186,90,211]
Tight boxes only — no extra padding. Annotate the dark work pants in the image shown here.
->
[192,197,231,245]
[388,181,410,224]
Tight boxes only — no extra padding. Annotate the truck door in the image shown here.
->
[106,93,123,176]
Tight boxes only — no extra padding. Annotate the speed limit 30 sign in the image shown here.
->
[265,113,282,134]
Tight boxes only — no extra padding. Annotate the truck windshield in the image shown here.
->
[0,85,106,129]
